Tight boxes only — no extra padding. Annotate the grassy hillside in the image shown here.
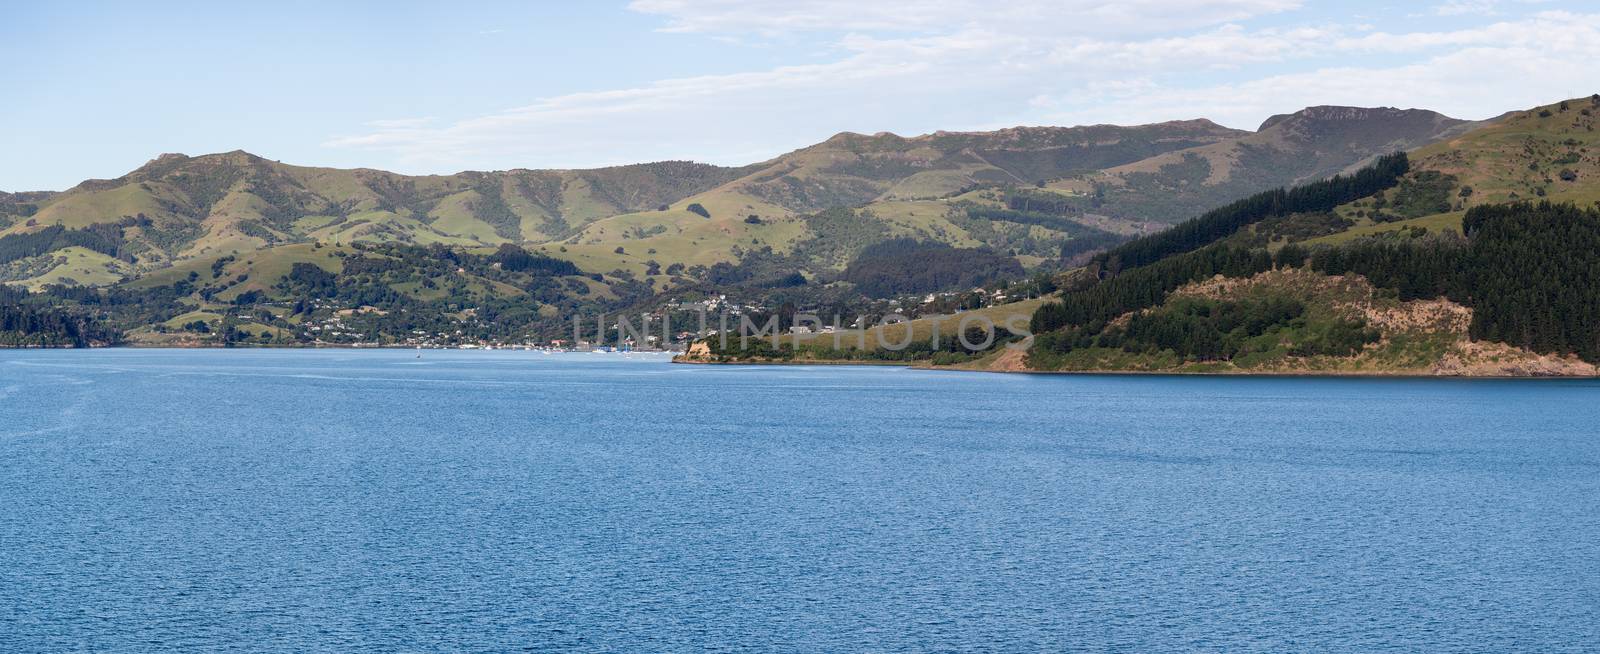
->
[558,120,1247,273]
[3,246,132,290]
[2,106,1476,296]
[1297,96,1600,247]
[94,240,649,347]
[691,98,1600,375]
[574,108,1473,274]
[1090,106,1481,223]
[1410,96,1600,209]
[0,152,750,269]
[17,99,1591,353]
[1014,99,1600,376]
[677,121,1247,215]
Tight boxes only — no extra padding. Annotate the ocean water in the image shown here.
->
[2,349,1598,652]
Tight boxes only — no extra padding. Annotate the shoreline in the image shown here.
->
[8,346,1596,379]
[0,343,680,352]
[672,356,1600,380]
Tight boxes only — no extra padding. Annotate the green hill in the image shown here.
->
[9,99,1575,352]
[1411,96,1600,208]
[562,109,1484,276]
[2,105,1480,293]
[686,96,1600,376]
[0,152,753,268]
[1296,96,1600,246]
[1090,106,1484,223]
[1014,98,1600,375]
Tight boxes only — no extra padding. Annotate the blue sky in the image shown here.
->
[4,0,1599,191]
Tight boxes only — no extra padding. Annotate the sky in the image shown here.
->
[4,0,1600,192]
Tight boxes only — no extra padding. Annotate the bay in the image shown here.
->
[2,349,1598,651]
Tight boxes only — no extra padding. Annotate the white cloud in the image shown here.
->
[1036,32,1600,128]
[324,2,1600,173]
[367,117,436,130]
[1433,0,1500,16]
[1044,23,1347,70]
[1338,10,1600,52]
[627,0,1302,36]
[1431,0,1562,17]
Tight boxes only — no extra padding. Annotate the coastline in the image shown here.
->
[672,354,1600,379]
[8,344,1594,379]
[3,343,683,355]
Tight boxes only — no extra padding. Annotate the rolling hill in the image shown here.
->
[684,96,1600,376]
[0,152,755,269]
[1015,98,1600,375]
[1295,95,1600,247]
[542,109,1480,276]
[1087,106,1486,223]
[5,100,1546,350]
[2,104,1482,290]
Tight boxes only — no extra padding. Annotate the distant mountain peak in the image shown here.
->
[795,118,1245,148]
[144,152,191,166]
[918,118,1236,140]
[130,150,273,173]
[1257,106,1450,132]
[819,130,907,146]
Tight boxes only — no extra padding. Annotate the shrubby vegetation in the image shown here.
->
[790,207,889,267]
[1032,244,1277,335]
[1036,295,1378,364]
[1233,212,1354,246]
[1001,188,1093,215]
[488,243,581,275]
[468,179,525,240]
[0,240,643,348]
[1373,170,1457,221]
[959,204,1085,231]
[0,285,122,347]
[284,262,337,297]
[1058,231,1132,262]
[939,189,1129,260]
[0,219,146,265]
[269,243,621,337]
[1034,199,1600,365]
[841,239,1023,297]
[1094,153,1410,271]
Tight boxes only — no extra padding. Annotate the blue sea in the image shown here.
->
[2,349,1598,652]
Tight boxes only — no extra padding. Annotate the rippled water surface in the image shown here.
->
[3,349,1599,651]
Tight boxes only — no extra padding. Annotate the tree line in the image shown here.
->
[1092,152,1410,272]
[842,238,1024,298]
[1305,202,1600,360]
[0,218,148,266]
[1035,200,1600,364]
[0,286,120,347]
[1461,202,1600,360]
[1031,243,1277,335]
[1037,294,1378,363]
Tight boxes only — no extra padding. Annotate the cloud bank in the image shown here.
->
[325,1,1600,172]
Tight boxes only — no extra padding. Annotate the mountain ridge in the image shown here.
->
[678,96,1600,377]
[11,96,1600,357]
[2,103,1484,293]
[1091,105,1484,222]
